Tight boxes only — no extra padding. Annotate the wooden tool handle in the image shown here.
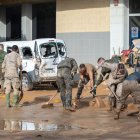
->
[48,92,58,103]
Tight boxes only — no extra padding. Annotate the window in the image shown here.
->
[7,46,12,53]
[129,0,140,14]
[57,42,66,57]
[22,47,33,59]
[40,42,57,58]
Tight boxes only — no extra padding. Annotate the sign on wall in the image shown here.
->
[131,27,139,38]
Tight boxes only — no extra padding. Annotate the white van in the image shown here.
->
[1,38,67,91]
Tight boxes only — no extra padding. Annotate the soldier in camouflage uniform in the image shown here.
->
[76,63,96,100]
[0,44,6,93]
[92,57,127,111]
[2,45,22,108]
[57,57,78,111]
[114,72,140,120]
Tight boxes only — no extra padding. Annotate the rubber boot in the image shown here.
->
[65,100,76,112]
[107,97,113,111]
[114,109,120,120]
[121,104,127,111]
[76,86,84,100]
[13,95,19,107]
[108,97,116,111]
[73,97,80,109]
[6,94,11,108]
[61,96,66,108]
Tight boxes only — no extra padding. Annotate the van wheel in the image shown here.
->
[22,73,33,91]
[52,82,58,89]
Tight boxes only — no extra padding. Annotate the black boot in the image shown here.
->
[76,86,84,100]
[61,96,66,108]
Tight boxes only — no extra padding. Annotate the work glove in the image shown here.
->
[90,85,97,98]
[107,81,113,87]
[71,71,77,78]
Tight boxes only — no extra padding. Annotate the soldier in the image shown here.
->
[0,44,6,93]
[57,57,78,111]
[92,57,127,111]
[2,45,22,108]
[114,71,140,120]
[76,63,96,100]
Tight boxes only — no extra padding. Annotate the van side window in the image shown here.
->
[7,47,12,54]
[57,43,66,57]
[22,47,33,59]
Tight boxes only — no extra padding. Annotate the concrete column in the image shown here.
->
[110,0,129,57]
[0,7,6,41]
[21,4,32,41]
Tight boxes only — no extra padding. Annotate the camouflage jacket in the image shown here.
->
[0,51,6,65]
[96,59,127,86]
[57,58,78,77]
[2,51,22,78]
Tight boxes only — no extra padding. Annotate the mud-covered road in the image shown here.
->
[0,85,139,140]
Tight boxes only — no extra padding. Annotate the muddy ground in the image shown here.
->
[0,84,139,140]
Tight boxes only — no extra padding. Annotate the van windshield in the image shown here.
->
[40,42,57,58]
[57,42,66,57]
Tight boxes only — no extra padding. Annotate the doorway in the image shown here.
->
[6,6,21,41]
[32,2,56,39]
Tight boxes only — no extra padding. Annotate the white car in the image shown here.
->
[1,38,67,91]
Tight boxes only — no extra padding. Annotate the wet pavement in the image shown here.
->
[0,87,140,140]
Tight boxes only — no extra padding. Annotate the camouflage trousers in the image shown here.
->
[117,80,140,112]
[4,78,20,95]
[108,83,123,108]
[57,75,73,108]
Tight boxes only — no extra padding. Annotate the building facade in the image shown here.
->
[0,0,139,64]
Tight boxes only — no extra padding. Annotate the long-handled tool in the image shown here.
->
[100,72,120,101]
[18,68,23,104]
[41,91,58,108]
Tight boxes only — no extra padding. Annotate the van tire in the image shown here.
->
[22,73,33,91]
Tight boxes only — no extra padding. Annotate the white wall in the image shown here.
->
[0,7,6,41]
[21,4,32,40]
[110,0,129,57]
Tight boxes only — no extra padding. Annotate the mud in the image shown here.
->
[0,86,140,139]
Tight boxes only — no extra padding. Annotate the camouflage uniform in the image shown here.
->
[96,59,127,110]
[0,50,6,91]
[2,51,22,107]
[115,72,140,120]
[57,58,78,110]
[76,64,96,99]
[107,64,128,110]
[96,59,117,86]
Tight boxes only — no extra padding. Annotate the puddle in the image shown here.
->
[0,120,84,132]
